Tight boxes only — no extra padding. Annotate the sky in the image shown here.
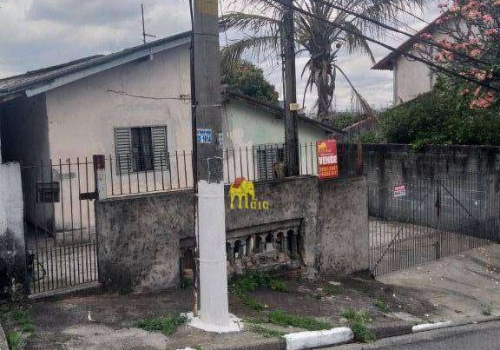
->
[0,0,440,113]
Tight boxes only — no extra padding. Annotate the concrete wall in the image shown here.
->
[394,53,433,104]
[0,163,25,299]
[95,176,369,293]
[364,144,500,239]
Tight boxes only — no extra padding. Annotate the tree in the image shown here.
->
[221,0,425,120]
[222,60,280,104]
[414,0,500,109]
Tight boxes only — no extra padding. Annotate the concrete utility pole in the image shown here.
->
[282,0,300,176]
[191,0,238,332]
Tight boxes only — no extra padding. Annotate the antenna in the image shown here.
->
[141,4,156,44]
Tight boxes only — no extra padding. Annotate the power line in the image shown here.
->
[107,89,190,101]
[270,0,500,92]
[291,0,489,68]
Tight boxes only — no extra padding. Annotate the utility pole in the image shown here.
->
[282,0,300,176]
[190,0,237,332]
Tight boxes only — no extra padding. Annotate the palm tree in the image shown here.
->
[221,0,426,120]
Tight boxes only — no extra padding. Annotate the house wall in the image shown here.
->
[394,53,433,104]
[222,100,329,180]
[0,162,25,299]
[43,45,192,231]
[95,176,369,293]
[45,44,192,161]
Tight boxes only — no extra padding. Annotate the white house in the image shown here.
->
[372,16,448,104]
[0,31,341,234]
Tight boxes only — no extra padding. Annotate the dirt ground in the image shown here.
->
[6,271,434,350]
[4,243,499,350]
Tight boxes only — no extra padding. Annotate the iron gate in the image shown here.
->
[370,172,500,276]
[22,158,99,295]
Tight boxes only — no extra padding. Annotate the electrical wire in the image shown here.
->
[269,0,500,92]
[290,0,490,68]
[106,89,190,101]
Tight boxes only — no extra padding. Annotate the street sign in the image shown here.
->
[393,184,407,198]
[317,140,339,179]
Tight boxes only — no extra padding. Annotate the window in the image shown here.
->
[257,145,285,180]
[114,126,169,173]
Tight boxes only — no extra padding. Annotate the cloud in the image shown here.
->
[0,0,441,113]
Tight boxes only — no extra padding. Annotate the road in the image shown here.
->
[328,321,500,350]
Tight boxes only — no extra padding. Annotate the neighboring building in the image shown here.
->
[372,16,446,104]
[0,31,341,233]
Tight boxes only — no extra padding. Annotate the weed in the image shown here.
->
[6,331,22,350]
[192,345,203,350]
[324,285,341,296]
[268,310,331,331]
[482,306,493,316]
[249,324,286,338]
[135,314,188,336]
[11,309,36,334]
[374,299,390,314]
[268,279,288,292]
[340,308,373,343]
[244,317,268,324]
[242,297,267,311]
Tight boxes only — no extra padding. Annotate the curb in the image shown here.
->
[0,323,8,350]
[369,315,500,341]
[203,316,500,350]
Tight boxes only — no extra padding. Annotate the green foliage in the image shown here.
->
[373,299,390,314]
[248,324,286,338]
[331,112,366,129]
[340,308,374,343]
[222,60,279,104]
[6,331,22,350]
[242,296,267,311]
[268,310,331,331]
[482,306,493,316]
[135,314,188,336]
[380,79,500,147]
[323,285,341,296]
[230,271,288,295]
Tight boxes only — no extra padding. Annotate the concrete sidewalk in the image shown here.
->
[378,244,500,321]
[2,243,498,350]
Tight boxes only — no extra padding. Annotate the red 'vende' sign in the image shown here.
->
[317,140,339,179]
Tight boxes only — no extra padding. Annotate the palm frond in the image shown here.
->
[221,35,281,76]
[220,12,280,35]
[334,63,376,118]
[341,21,375,63]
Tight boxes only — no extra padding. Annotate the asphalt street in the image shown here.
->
[328,321,500,350]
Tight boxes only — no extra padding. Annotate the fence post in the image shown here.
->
[356,142,363,175]
[93,155,107,200]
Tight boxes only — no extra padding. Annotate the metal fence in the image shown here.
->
[101,142,362,197]
[370,172,500,276]
[21,159,98,295]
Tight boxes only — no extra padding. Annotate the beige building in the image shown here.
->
[372,16,447,104]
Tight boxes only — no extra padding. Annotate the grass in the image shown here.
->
[324,285,341,296]
[374,299,390,314]
[230,271,288,295]
[6,331,22,350]
[340,308,374,343]
[482,306,493,316]
[229,272,288,312]
[248,324,286,338]
[135,314,188,336]
[242,296,267,311]
[268,310,331,331]
[0,304,36,349]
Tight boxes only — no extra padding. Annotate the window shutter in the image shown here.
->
[114,128,132,174]
[152,126,169,171]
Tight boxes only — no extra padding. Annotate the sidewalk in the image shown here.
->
[1,244,498,350]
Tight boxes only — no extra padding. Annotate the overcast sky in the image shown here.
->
[0,0,440,112]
